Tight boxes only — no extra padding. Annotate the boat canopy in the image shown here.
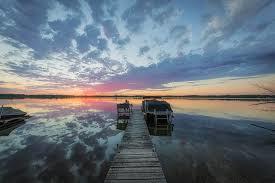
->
[143,100,173,112]
[0,107,27,119]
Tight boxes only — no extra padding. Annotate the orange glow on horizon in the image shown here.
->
[1,74,274,96]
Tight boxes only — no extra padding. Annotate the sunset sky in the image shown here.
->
[0,0,275,95]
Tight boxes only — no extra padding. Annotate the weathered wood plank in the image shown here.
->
[105,179,167,183]
[112,158,159,163]
[105,172,165,180]
[110,162,162,168]
[115,154,157,159]
[108,167,163,173]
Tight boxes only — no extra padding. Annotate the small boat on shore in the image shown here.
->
[0,106,27,119]
[0,106,30,135]
[142,100,173,126]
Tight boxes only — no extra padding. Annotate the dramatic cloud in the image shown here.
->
[139,46,150,56]
[170,25,188,39]
[122,0,171,32]
[0,0,275,94]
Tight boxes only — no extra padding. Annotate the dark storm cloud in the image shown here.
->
[139,46,150,56]
[122,0,171,32]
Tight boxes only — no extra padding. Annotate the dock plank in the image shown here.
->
[104,110,167,183]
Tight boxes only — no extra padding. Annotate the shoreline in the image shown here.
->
[0,94,275,101]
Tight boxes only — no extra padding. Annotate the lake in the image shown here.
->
[0,98,275,183]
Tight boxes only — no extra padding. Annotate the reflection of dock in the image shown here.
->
[148,124,174,136]
[116,101,132,131]
[105,110,167,183]
[116,116,129,131]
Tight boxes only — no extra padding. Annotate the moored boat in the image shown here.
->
[142,99,173,126]
[0,106,27,119]
[0,106,30,135]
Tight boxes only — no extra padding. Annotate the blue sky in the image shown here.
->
[0,0,275,95]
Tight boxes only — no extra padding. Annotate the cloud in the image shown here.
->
[85,0,106,23]
[170,25,188,39]
[94,34,275,91]
[1,0,275,94]
[5,61,47,79]
[139,46,150,56]
[102,20,119,41]
[253,21,274,32]
[49,17,81,53]
[56,0,81,10]
[122,0,171,32]
[152,6,180,25]
[202,0,273,53]
[75,24,100,53]
[102,19,130,47]
[0,0,53,58]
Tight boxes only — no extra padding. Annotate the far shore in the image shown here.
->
[0,94,275,101]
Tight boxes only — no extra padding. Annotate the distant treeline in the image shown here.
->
[0,94,275,100]
[0,94,75,99]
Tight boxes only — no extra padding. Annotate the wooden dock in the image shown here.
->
[104,110,167,183]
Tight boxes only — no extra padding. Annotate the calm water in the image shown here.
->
[0,98,275,183]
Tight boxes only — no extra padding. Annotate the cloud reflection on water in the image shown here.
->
[0,98,124,183]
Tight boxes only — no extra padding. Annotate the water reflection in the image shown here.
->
[0,121,26,136]
[116,117,129,131]
[148,124,174,136]
[152,112,275,183]
[0,98,275,183]
[0,98,124,183]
